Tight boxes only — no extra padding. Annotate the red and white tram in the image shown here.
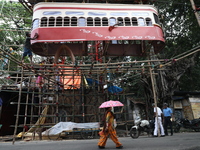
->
[31,2,165,57]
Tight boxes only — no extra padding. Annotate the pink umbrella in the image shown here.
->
[99,100,124,108]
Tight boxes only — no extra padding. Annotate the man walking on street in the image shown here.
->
[163,103,174,136]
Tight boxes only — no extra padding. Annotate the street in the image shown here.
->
[0,132,200,150]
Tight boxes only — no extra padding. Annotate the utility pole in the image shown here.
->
[190,0,200,27]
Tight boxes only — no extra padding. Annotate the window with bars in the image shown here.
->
[95,17,101,26]
[64,17,70,26]
[102,17,108,26]
[41,17,47,27]
[117,17,124,26]
[49,17,55,26]
[146,18,152,26]
[87,17,93,26]
[56,17,63,26]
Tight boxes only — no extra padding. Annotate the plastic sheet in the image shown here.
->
[42,122,99,135]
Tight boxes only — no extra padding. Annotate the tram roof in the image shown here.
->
[19,0,153,13]
[33,2,158,14]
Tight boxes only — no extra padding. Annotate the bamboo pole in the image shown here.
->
[30,88,35,125]
[190,0,200,27]
[81,74,85,123]
[149,65,160,137]
[12,67,24,144]
[55,82,59,123]
[22,75,31,140]
[149,46,160,137]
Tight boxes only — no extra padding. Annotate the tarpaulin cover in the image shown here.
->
[59,67,81,89]
[86,78,123,94]
[42,122,99,135]
[86,78,100,85]
[107,86,123,94]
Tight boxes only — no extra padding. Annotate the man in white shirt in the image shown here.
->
[152,103,165,137]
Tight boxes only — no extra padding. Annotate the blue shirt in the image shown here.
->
[163,107,172,117]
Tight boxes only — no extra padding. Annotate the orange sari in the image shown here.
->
[98,111,122,147]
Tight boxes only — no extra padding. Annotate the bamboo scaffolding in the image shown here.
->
[1,40,199,141]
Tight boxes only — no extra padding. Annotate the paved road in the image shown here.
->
[0,132,200,150]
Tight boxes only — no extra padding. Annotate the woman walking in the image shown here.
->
[98,107,123,149]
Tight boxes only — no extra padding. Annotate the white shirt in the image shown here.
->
[154,107,162,117]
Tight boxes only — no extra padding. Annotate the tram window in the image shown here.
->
[112,40,118,44]
[78,17,86,26]
[124,40,129,44]
[102,17,108,26]
[118,40,123,44]
[71,17,77,26]
[49,17,55,26]
[56,17,63,26]
[138,17,145,26]
[125,17,131,26]
[65,11,84,15]
[64,17,70,26]
[87,17,93,26]
[146,18,152,26]
[32,19,39,29]
[117,17,124,26]
[43,11,61,15]
[131,17,137,26]
[95,17,101,26]
[110,12,129,16]
[109,17,116,26]
[88,12,106,16]
[153,13,160,24]
[41,17,47,27]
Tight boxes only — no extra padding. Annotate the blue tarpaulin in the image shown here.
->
[86,78,123,94]
[108,85,123,94]
[86,78,100,85]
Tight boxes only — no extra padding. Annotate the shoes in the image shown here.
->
[161,135,165,137]
[153,135,158,137]
[98,146,105,149]
[116,146,123,149]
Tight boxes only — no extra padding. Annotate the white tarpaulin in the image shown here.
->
[42,122,100,135]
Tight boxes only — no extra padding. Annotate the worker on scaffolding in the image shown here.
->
[22,32,38,64]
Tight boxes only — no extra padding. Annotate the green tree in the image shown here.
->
[123,0,200,106]
[0,1,32,70]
